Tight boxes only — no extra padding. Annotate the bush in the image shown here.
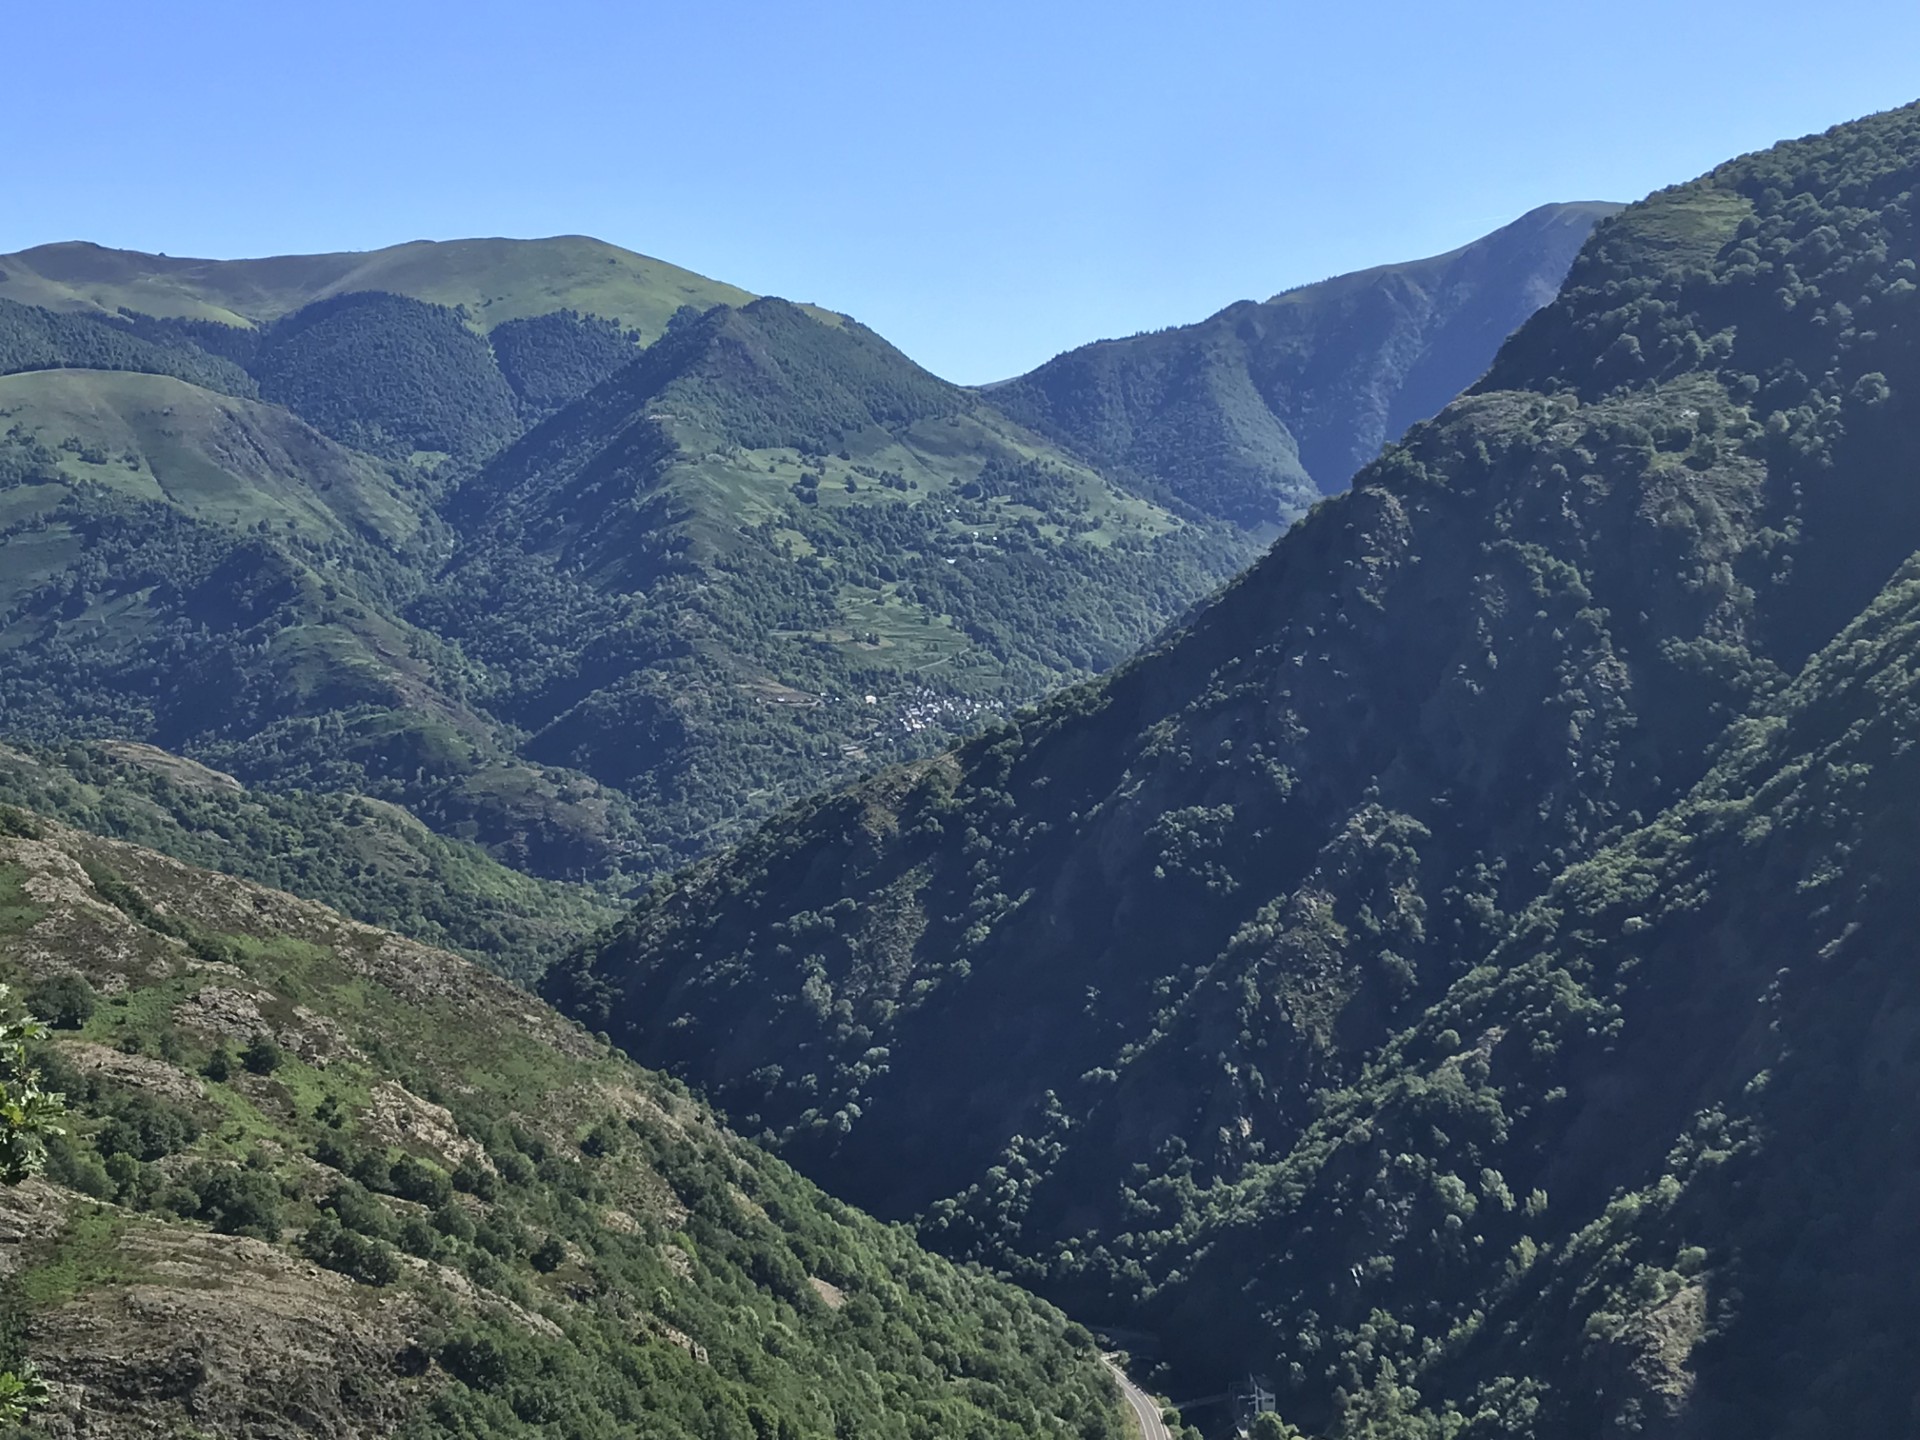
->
[300,1214,401,1286]
[389,1154,452,1206]
[431,1201,476,1243]
[397,1215,441,1259]
[242,1033,284,1075]
[324,1180,395,1241]
[185,1164,285,1239]
[438,1332,515,1391]
[451,1156,499,1200]
[92,1094,199,1162]
[40,1132,111,1199]
[579,1119,622,1158]
[25,974,95,1031]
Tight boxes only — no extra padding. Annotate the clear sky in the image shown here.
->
[9,1,1919,382]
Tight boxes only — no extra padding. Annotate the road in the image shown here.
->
[1103,1355,1174,1440]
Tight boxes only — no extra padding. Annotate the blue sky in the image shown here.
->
[10,1,1919,382]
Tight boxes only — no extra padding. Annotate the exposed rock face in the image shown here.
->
[28,1217,431,1437]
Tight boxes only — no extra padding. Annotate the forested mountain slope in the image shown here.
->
[0,809,1124,1439]
[0,413,648,884]
[547,102,1920,1435]
[419,296,1254,866]
[993,202,1617,525]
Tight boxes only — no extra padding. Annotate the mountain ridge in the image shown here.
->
[992,200,1620,525]
[0,204,1615,899]
[0,234,760,340]
[543,99,1920,1434]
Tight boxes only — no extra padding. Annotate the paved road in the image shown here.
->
[1103,1355,1173,1440]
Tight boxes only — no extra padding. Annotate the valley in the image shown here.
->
[6,62,1917,1440]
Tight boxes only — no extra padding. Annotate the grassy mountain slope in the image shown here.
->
[0,742,613,981]
[993,202,1619,525]
[0,367,428,545]
[0,809,1124,1438]
[418,296,1256,867]
[545,102,1920,1431]
[0,235,754,340]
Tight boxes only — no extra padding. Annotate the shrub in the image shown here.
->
[92,1094,199,1162]
[185,1164,285,1239]
[452,1156,500,1199]
[397,1215,441,1259]
[242,1033,284,1075]
[301,1214,401,1286]
[25,974,95,1031]
[389,1154,452,1207]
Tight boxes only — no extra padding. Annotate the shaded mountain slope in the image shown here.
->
[0,810,1125,1439]
[1128,549,1920,1435]
[546,101,1920,1431]
[993,202,1618,525]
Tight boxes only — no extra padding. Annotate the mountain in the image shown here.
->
[417,295,1254,866]
[0,235,754,340]
[0,741,615,981]
[993,201,1619,526]
[0,210,1611,891]
[0,807,1125,1438]
[545,103,1920,1434]
[0,407,656,885]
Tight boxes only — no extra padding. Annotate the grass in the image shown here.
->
[0,235,761,342]
[86,974,211,1048]
[14,1206,143,1309]
[0,525,82,615]
[0,865,43,937]
[1606,186,1755,268]
[0,369,425,547]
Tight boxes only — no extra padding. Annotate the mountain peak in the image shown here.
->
[0,233,753,338]
[990,201,1617,526]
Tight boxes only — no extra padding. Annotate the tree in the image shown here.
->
[0,985,63,1423]
[0,987,62,1186]
[1251,1414,1304,1440]
[242,1033,285,1075]
[24,973,94,1031]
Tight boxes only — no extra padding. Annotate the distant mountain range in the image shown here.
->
[0,234,755,338]
[0,211,1607,892]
